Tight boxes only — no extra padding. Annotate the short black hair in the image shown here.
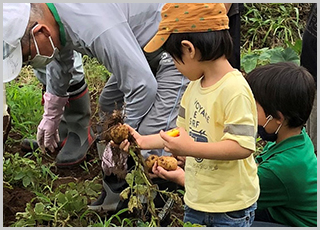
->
[246,62,316,128]
[163,30,233,64]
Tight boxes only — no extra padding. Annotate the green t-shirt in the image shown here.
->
[256,128,317,227]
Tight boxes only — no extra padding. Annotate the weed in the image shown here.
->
[241,3,308,51]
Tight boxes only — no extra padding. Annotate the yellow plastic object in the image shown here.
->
[166,128,180,137]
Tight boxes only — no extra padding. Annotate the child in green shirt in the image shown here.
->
[246,62,317,227]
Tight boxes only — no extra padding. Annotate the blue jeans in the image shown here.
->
[183,202,257,227]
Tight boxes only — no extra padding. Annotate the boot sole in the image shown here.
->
[55,154,87,168]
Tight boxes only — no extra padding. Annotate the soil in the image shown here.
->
[3,94,184,227]
[3,131,103,227]
[3,93,104,227]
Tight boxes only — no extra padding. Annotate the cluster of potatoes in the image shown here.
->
[108,124,179,173]
[145,154,178,172]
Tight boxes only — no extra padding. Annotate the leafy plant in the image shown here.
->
[3,152,55,189]
[5,80,43,140]
[12,179,102,227]
[241,3,308,51]
[241,46,300,74]
[120,147,183,227]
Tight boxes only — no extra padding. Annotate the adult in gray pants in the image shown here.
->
[3,3,188,212]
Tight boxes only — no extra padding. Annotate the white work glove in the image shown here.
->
[37,92,68,153]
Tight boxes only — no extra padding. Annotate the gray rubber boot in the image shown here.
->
[87,155,136,212]
[87,175,128,211]
[56,85,95,167]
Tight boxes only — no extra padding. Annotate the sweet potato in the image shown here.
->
[109,123,129,144]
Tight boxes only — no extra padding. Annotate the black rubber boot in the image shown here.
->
[55,85,95,167]
[21,139,39,152]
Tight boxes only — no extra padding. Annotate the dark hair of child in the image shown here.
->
[163,30,233,64]
[246,62,316,128]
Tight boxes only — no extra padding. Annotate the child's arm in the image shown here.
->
[119,124,179,150]
[160,128,253,160]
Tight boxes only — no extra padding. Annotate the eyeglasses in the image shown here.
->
[23,22,38,67]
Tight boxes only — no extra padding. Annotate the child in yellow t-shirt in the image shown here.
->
[120,3,259,227]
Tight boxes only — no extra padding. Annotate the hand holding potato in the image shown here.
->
[152,160,185,186]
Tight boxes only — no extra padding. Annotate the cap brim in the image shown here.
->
[3,43,22,83]
[144,33,170,53]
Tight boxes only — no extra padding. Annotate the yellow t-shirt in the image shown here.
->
[176,70,260,212]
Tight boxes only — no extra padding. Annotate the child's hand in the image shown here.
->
[117,139,130,152]
[152,161,185,186]
[112,124,143,152]
[159,127,193,156]
[124,124,143,146]
[175,155,186,169]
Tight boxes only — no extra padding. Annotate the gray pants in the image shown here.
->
[99,51,189,158]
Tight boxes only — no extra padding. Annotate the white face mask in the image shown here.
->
[29,24,59,68]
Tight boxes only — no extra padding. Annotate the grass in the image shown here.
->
[241,3,310,52]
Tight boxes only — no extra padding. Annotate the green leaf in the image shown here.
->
[14,171,25,180]
[125,172,134,187]
[241,53,259,73]
[270,47,300,64]
[120,187,131,200]
[34,203,45,214]
[56,193,67,204]
[22,176,31,187]
[258,51,271,61]
[134,184,147,195]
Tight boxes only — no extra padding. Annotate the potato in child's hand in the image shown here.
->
[109,123,129,145]
[145,154,159,172]
[145,154,178,172]
[157,156,178,171]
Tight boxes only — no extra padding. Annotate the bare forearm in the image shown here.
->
[140,133,164,150]
[185,140,253,160]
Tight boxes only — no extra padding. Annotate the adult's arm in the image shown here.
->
[44,48,81,97]
[36,48,76,152]
[90,23,157,129]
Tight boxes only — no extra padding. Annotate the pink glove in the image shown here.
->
[37,92,68,153]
